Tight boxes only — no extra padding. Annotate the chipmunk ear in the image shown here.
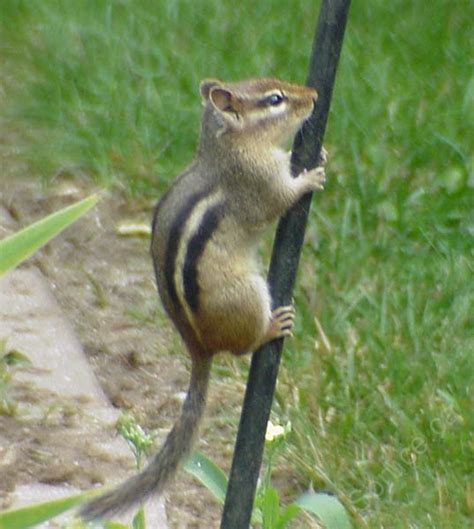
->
[201,79,243,135]
[209,86,243,135]
[200,79,222,102]
[208,87,235,113]
[201,79,239,114]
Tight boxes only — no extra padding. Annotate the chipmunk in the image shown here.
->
[80,77,326,521]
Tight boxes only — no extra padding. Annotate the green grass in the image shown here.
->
[1,1,473,528]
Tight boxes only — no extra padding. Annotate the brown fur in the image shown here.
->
[80,78,325,521]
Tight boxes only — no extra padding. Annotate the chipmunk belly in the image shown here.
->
[193,233,273,355]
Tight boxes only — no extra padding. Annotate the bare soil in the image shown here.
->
[0,175,244,528]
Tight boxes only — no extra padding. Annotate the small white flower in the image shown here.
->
[265,420,290,442]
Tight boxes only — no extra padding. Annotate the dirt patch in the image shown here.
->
[0,176,244,528]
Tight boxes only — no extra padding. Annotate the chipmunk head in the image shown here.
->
[199,78,317,146]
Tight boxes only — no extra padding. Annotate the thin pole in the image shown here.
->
[220,2,352,528]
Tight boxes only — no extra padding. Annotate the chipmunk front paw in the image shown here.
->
[301,166,326,191]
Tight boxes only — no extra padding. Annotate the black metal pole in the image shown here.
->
[220,2,351,528]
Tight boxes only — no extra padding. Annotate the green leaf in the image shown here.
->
[262,486,280,529]
[132,507,146,529]
[183,451,228,504]
[0,490,93,529]
[104,522,130,529]
[276,503,301,529]
[294,492,352,529]
[3,350,32,366]
[0,193,100,276]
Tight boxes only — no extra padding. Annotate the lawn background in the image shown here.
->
[1,1,473,528]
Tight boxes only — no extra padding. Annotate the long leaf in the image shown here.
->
[294,492,352,529]
[262,486,279,529]
[183,451,228,504]
[0,490,92,529]
[0,193,100,276]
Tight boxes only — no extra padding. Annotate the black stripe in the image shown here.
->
[162,190,210,315]
[183,203,224,313]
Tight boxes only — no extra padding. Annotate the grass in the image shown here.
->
[1,1,473,528]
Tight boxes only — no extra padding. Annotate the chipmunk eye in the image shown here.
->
[263,92,286,106]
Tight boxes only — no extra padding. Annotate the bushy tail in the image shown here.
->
[79,355,212,521]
